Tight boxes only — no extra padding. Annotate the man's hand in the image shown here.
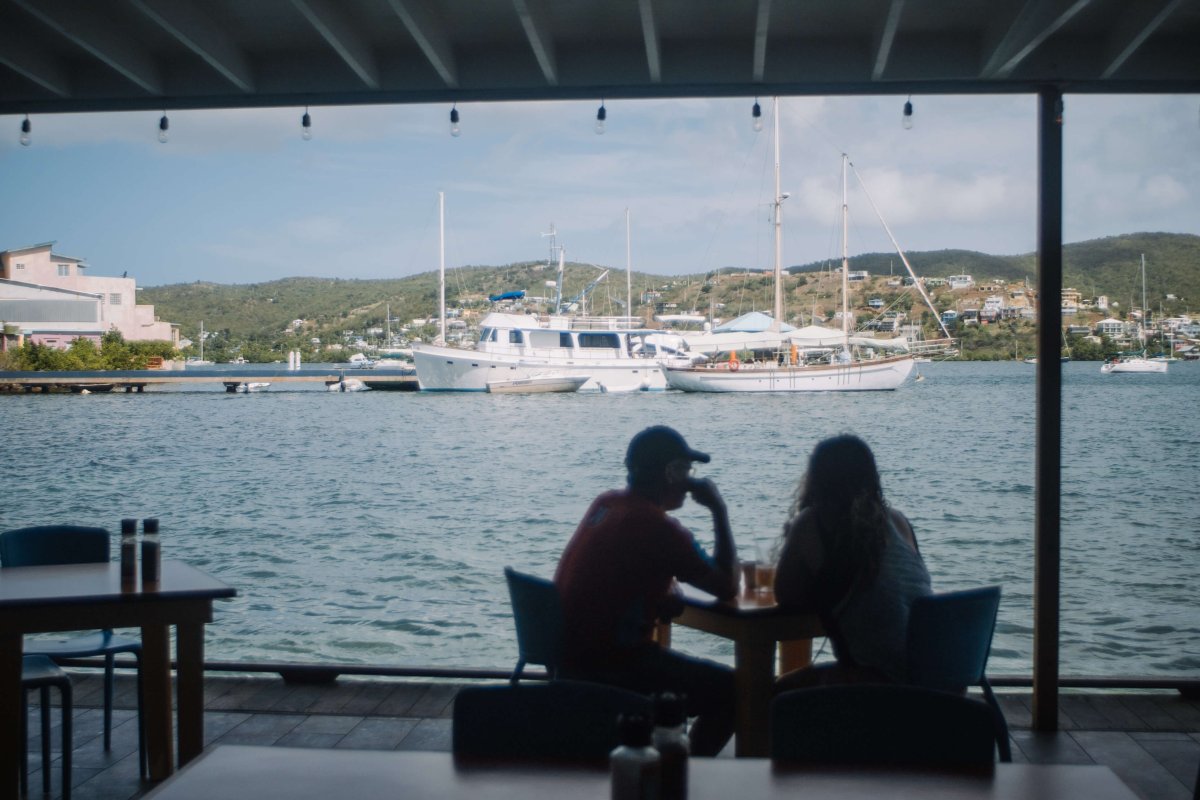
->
[687,477,726,512]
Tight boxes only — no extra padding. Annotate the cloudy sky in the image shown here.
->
[1,94,1196,287]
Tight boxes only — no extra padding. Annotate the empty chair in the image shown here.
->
[906,585,1011,761]
[770,684,996,769]
[22,655,73,800]
[1,525,146,776]
[453,681,651,764]
[504,567,565,683]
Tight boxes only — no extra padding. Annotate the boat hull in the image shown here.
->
[662,355,915,392]
[1100,358,1168,374]
[485,376,588,394]
[412,343,669,393]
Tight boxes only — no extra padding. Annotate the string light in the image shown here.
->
[449,104,461,137]
[19,115,31,146]
[158,112,170,143]
[594,100,607,135]
[752,99,763,132]
[902,96,913,130]
[301,107,312,140]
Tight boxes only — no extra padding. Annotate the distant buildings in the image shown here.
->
[0,243,178,350]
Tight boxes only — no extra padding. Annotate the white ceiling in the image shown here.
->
[1,0,1198,116]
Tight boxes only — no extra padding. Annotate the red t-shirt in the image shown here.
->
[555,489,715,669]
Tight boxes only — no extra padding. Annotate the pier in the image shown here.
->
[0,368,419,393]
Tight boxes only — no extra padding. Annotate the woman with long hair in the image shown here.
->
[773,434,931,688]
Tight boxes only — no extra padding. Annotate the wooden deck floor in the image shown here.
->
[21,672,1200,800]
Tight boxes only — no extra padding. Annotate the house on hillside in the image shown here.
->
[0,243,178,349]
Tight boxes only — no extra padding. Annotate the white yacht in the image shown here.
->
[412,313,695,392]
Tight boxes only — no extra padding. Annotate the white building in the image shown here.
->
[0,243,177,349]
[947,275,974,290]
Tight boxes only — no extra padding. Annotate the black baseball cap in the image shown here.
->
[625,426,711,476]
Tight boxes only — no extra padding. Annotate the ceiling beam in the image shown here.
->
[128,0,254,93]
[1100,0,1185,79]
[384,0,458,88]
[637,0,661,83]
[289,0,380,89]
[982,0,1095,79]
[12,0,163,95]
[0,26,71,97]
[752,0,771,82]
[512,0,557,86]
[872,0,906,80]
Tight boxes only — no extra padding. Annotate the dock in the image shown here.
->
[0,367,420,392]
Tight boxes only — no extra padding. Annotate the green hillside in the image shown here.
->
[139,231,1199,360]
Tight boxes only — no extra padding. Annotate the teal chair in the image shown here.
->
[1,525,146,776]
[906,585,1011,762]
[453,681,651,764]
[22,655,73,800]
[770,684,996,768]
[504,567,565,683]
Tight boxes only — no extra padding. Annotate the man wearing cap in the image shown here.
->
[555,425,738,755]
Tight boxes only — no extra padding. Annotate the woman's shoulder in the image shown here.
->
[886,508,919,549]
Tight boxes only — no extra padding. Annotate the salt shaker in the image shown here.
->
[610,713,660,800]
[141,518,161,584]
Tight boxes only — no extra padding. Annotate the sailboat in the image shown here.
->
[662,99,914,393]
[1100,255,1167,375]
[185,321,214,367]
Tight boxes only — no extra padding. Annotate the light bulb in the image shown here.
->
[158,114,170,143]
[901,99,913,130]
[450,106,461,137]
[752,101,763,132]
[594,103,606,135]
[301,110,312,140]
[19,116,31,147]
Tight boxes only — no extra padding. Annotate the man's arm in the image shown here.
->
[685,477,738,600]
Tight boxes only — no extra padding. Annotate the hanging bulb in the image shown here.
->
[901,97,913,130]
[752,100,763,133]
[449,105,461,137]
[594,102,606,135]
[158,113,170,143]
[301,108,312,140]
[19,115,31,147]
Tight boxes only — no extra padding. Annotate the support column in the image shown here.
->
[1034,86,1064,732]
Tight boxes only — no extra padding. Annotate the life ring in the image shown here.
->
[729,360,740,372]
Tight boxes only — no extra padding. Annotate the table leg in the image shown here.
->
[141,623,175,780]
[733,639,776,757]
[1,634,22,797]
[176,622,205,765]
[779,639,813,674]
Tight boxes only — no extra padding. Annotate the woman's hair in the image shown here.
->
[787,434,890,598]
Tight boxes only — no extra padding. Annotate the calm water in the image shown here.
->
[2,361,1198,677]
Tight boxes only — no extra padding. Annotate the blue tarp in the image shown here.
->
[489,290,526,302]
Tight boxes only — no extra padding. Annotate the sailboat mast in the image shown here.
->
[626,208,632,325]
[841,154,849,340]
[438,192,446,345]
[1140,253,1147,344]
[772,97,783,332]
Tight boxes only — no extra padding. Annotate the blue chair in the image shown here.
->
[452,680,651,764]
[22,655,72,800]
[770,684,996,768]
[1,525,146,776]
[906,585,1011,762]
[504,567,565,683]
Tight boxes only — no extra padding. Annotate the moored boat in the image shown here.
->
[485,375,589,394]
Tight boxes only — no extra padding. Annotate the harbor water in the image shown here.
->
[2,361,1198,677]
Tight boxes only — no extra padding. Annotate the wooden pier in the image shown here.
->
[0,367,419,393]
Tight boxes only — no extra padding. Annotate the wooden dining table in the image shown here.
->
[0,559,236,793]
[672,586,824,756]
[142,745,1142,800]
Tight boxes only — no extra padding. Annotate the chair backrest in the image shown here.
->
[0,525,110,567]
[770,684,996,768]
[453,681,651,764]
[504,567,564,679]
[906,586,1001,691]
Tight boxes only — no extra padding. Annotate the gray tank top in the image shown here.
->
[830,517,931,682]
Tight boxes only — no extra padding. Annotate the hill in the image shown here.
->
[139,232,1199,358]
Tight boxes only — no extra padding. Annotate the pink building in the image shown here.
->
[0,243,178,350]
